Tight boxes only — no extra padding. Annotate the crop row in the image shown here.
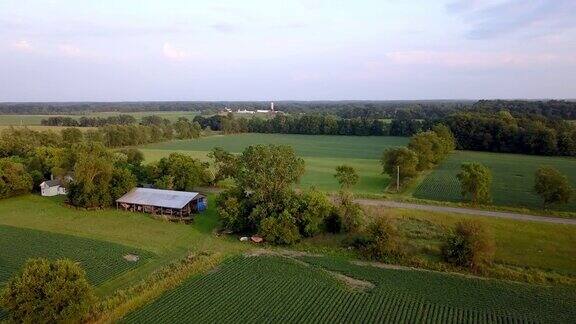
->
[125,255,574,323]
[0,225,153,285]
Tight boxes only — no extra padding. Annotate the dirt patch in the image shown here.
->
[327,270,375,292]
[351,260,412,271]
[123,254,140,262]
[244,249,321,258]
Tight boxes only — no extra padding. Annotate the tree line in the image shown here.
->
[41,115,137,127]
[4,100,576,120]
[445,111,576,156]
[194,113,433,137]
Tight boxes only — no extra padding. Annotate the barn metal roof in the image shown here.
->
[116,188,202,209]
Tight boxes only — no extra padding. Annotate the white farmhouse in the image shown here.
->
[40,180,67,197]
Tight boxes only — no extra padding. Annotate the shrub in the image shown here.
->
[297,189,333,237]
[337,191,364,233]
[442,220,495,272]
[355,216,405,262]
[534,166,572,208]
[1,258,96,323]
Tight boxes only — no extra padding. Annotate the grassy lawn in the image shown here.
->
[414,150,576,212]
[140,134,408,195]
[0,195,246,295]
[125,255,576,323]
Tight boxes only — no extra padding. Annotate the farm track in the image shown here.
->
[355,199,576,225]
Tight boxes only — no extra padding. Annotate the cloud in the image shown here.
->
[447,0,576,39]
[58,44,82,57]
[383,50,573,68]
[11,39,34,51]
[211,23,237,33]
[162,42,189,61]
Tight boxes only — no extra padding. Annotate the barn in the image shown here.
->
[115,188,207,221]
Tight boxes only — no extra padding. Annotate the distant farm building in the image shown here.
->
[116,188,207,221]
[39,178,69,197]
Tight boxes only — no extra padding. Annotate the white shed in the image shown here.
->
[40,180,67,197]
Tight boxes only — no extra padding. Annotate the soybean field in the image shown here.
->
[414,150,576,211]
[124,255,576,323]
[140,134,408,194]
[0,224,153,286]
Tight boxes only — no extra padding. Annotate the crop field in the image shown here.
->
[140,134,408,194]
[414,150,576,211]
[0,225,153,286]
[0,111,198,125]
[125,255,576,323]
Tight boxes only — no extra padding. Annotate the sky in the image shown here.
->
[1,0,575,101]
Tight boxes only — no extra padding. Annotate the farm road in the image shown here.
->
[355,199,576,225]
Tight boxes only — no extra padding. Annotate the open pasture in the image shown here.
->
[140,134,408,194]
[0,225,153,286]
[125,255,576,323]
[414,151,576,211]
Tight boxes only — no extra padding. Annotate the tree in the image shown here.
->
[334,165,359,190]
[208,147,238,183]
[61,127,83,145]
[1,258,95,323]
[408,131,445,170]
[0,159,33,198]
[457,163,492,205]
[534,166,572,208]
[154,153,212,191]
[67,149,114,208]
[235,145,305,202]
[442,220,495,272]
[118,148,144,166]
[380,148,419,187]
[109,167,137,202]
[296,188,333,237]
[259,212,301,245]
[432,124,456,155]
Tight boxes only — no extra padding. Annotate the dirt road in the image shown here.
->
[355,199,576,225]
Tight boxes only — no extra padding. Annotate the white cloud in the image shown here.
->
[58,44,82,57]
[163,42,189,61]
[11,39,34,51]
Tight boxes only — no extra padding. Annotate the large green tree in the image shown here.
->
[1,258,95,323]
[153,153,212,191]
[534,166,572,208]
[0,159,33,198]
[457,163,492,205]
[408,131,445,170]
[380,148,419,187]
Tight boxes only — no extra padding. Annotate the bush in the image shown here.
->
[259,212,301,245]
[355,216,405,262]
[337,191,364,233]
[442,220,495,272]
[1,258,96,323]
[297,189,333,237]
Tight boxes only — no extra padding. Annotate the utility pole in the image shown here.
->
[396,165,400,192]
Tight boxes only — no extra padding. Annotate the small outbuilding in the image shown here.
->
[115,188,207,221]
[39,180,67,197]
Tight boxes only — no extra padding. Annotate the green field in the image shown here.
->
[0,111,198,125]
[125,255,576,323]
[140,134,408,194]
[0,195,245,295]
[0,225,153,286]
[414,151,576,211]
